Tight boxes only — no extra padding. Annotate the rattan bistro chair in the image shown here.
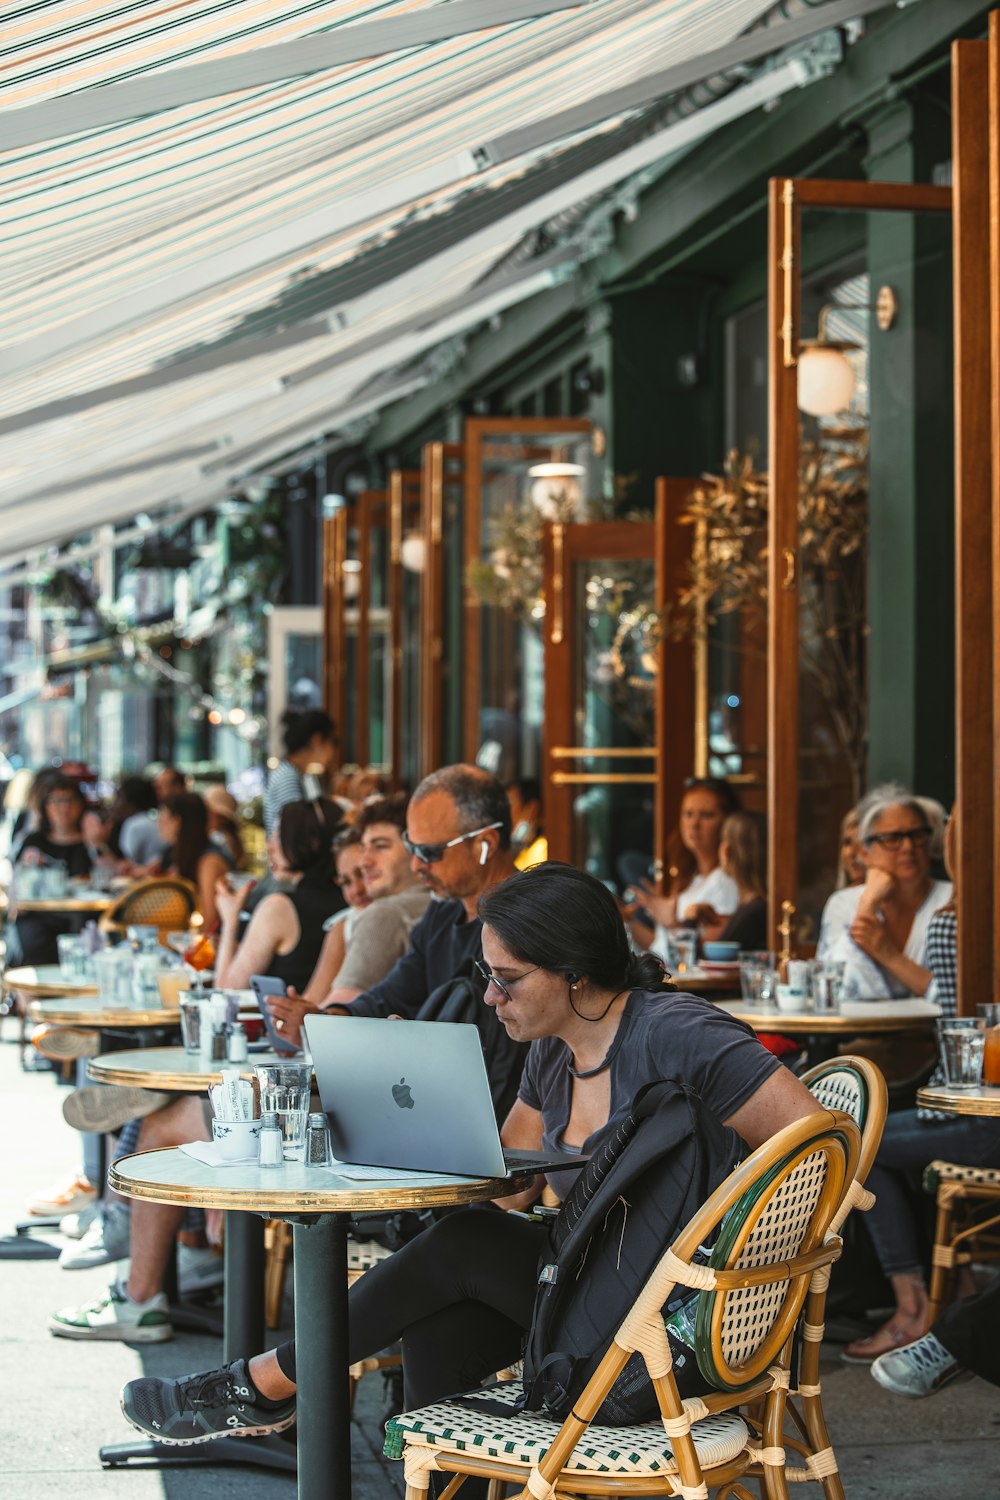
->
[98,877,198,939]
[924,1159,1000,1324]
[385,1109,861,1500]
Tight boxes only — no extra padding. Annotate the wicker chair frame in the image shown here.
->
[924,1159,1000,1323]
[98,876,199,939]
[388,1109,861,1500]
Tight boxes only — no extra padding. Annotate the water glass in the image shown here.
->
[94,948,133,1007]
[127,925,160,953]
[45,863,69,899]
[133,952,165,1009]
[810,959,846,1013]
[179,993,204,1054]
[668,929,698,975]
[255,1063,313,1160]
[739,951,777,1007]
[57,934,83,979]
[938,1018,986,1088]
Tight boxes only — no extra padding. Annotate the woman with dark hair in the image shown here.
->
[263,709,338,836]
[158,792,229,930]
[121,861,820,1452]
[12,774,94,964]
[213,798,344,991]
[627,777,742,957]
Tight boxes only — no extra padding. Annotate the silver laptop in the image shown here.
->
[303,1015,583,1179]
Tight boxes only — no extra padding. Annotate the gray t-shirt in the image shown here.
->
[334,885,432,992]
[518,988,780,1194]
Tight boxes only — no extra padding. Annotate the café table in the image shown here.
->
[674,966,741,995]
[916,1083,1000,1117]
[11,886,115,914]
[6,963,98,999]
[27,993,181,1028]
[716,996,941,1062]
[107,1148,532,1498]
[87,1045,287,1091]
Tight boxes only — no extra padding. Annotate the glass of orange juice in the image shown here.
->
[976,1004,1000,1085]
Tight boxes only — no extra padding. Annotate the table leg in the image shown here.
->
[293,1214,351,1500]
[224,1210,265,1361]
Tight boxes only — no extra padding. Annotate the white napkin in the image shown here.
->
[180,1140,256,1168]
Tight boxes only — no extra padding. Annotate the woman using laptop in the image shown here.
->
[120,863,822,1446]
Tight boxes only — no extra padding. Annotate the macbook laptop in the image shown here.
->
[303,1014,584,1179]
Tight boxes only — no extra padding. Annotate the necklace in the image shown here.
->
[567,1052,612,1079]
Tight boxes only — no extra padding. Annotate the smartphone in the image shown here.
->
[249,974,303,1056]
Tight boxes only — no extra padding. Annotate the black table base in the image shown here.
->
[99,1431,296,1473]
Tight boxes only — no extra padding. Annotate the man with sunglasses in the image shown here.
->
[326,763,518,1020]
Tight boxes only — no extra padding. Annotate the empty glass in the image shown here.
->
[739,951,778,1008]
[254,1062,313,1159]
[133,952,166,1009]
[938,1017,986,1088]
[127,925,160,953]
[810,959,846,1013]
[57,934,84,979]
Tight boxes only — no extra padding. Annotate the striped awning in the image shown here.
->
[0,0,862,561]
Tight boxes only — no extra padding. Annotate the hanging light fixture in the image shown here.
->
[526,462,586,520]
[797,286,896,417]
[341,558,362,600]
[400,532,426,573]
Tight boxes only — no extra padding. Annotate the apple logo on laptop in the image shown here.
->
[392,1077,414,1110]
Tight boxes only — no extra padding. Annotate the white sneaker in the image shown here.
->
[177,1243,225,1296]
[59,1203,131,1269]
[59,1203,101,1239]
[871,1332,967,1398]
[49,1280,172,1343]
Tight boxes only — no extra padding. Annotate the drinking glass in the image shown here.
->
[127,925,160,953]
[809,959,846,1014]
[179,994,204,1054]
[133,952,165,1009]
[254,1063,313,1159]
[57,934,82,979]
[668,929,698,975]
[93,948,133,1007]
[976,1004,1000,1085]
[739,951,777,1007]
[938,1017,986,1088]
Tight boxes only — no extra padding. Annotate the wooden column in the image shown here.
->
[654,478,697,893]
[321,506,347,769]
[953,38,995,1010]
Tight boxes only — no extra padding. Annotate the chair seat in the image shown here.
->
[347,1238,395,1274]
[924,1160,1000,1191]
[384,1380,748,1477]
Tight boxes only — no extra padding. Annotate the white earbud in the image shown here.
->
[479,841,489,865]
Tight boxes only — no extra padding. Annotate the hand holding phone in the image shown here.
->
[249,975,302,1055]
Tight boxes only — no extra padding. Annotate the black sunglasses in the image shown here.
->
[402,821,503,865]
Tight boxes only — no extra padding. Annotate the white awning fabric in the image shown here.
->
[0,0,849,563]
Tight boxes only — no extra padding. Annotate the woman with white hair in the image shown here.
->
[816,783,951,1000]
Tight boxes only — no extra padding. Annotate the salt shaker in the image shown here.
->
[227,1022,248,1063]
[257,1111,284,1167]
[304,1112,333,1167]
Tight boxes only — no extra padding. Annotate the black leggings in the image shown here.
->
[274,1206,545,1408]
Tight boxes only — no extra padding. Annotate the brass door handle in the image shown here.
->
[782,548,797,591]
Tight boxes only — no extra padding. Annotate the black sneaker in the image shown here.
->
[120,1359,296,1445]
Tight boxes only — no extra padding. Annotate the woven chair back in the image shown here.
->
[678,1112,859,1392]
[101,877,198,934]
[800,1055,887,1185]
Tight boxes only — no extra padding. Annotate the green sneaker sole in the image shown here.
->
[48,1315,173,1343]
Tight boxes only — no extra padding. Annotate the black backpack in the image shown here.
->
[515,1079,744,1424]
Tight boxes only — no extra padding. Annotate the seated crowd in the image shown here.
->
[4,733,998,1458]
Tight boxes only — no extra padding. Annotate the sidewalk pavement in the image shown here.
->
[2,1023,997,1499]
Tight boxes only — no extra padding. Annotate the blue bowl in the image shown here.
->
[703,941,741,963]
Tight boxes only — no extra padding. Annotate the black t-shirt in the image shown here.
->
[16,832,93,879]
[348,898,483,1019]
[720,896,767,951]
[267,873,345,994]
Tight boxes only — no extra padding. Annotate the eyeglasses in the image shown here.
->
[864,824,932,851]
[402,821,503,865]
[474,959,541,1004]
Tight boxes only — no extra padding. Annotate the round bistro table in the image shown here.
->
[916,1083,1000,1117]
[12,888,115,914]
[716,997,941,1062]
[88,1046,288,1090]
[109,1147,530,1499]
[6,964,98,999]
[27,993,181,1028]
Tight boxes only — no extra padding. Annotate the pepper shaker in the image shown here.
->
[304,1112,333,1167]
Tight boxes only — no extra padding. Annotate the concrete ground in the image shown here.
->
[2,1022,998,1499]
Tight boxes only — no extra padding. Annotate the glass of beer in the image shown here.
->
[976,1004,1000,1085]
